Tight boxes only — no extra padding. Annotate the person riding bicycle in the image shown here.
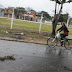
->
[57,22,69,46]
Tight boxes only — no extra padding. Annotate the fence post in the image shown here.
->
[11,7,14,29]
[39,13,43,33]
[67,16,70,27]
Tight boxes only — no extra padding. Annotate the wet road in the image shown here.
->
[0,40,72,72]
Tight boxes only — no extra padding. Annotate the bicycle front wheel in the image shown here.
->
[47,37,58,47]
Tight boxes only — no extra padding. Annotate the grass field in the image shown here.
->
[0,18,72,35]
[0,18,52,32]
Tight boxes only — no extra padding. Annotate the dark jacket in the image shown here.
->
[57,25,69,33]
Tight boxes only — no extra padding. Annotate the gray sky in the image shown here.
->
[0,0,72,17]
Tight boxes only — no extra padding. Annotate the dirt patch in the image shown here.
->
[0,56,15,61]
[0,26,51,36]
[0,26,51,44]
[0,26,53,45]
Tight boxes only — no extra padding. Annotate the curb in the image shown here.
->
[0,37,47,45]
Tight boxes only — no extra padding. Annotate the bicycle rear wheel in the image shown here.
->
[47,37,58,47]
[64,38,72,49]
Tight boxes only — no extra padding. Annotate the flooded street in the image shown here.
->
[0,40,72,72]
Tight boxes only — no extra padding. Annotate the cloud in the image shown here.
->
[0,4,5,8]
[0,0,72,17]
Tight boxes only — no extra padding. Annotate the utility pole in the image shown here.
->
[11,7,14,29]
[39,13,43,33]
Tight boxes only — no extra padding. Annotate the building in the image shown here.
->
[20,13,36,21]
[4,7,14,18]
[20,12,41,22]
[4,7,41,22]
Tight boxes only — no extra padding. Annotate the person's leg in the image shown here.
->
[60,33,64,40]
[60,33,65,46]
[60,33,68,46]
[63,33,68,38]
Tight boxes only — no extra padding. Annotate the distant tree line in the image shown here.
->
[14,7,68,21]
[14,7,52,20]
[1,6,68,22]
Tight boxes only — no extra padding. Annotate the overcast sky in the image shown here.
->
[0,0,72,17]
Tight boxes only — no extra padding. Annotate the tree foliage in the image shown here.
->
[14,7,27,18]
[39,11,51,20]
[58,13,68,22]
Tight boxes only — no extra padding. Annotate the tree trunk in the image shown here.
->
[52,3,63,35]
[52,15,58,35]
[52,2,57,35]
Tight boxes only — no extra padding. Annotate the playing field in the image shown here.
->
[0,18,72,35]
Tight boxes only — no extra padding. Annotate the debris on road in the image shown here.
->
[0,56,15,61]
[61,65,72,71]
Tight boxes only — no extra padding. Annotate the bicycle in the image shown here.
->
[47,32,72,49]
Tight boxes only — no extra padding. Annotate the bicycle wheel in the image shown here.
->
[47,37,58,47]
[64,38,72,49]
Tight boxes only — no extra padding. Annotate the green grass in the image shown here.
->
[0,18,40,30]
[0,18,72,35]
[0,18,52,32]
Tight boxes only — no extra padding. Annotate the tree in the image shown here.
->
[58,13,69,22]
[39,11,51,20]
[14,7,26,18]
[51,0,72,35]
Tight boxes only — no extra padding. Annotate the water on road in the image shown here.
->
[0,40,72,72]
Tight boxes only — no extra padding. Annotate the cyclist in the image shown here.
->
[57,22,69,46]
